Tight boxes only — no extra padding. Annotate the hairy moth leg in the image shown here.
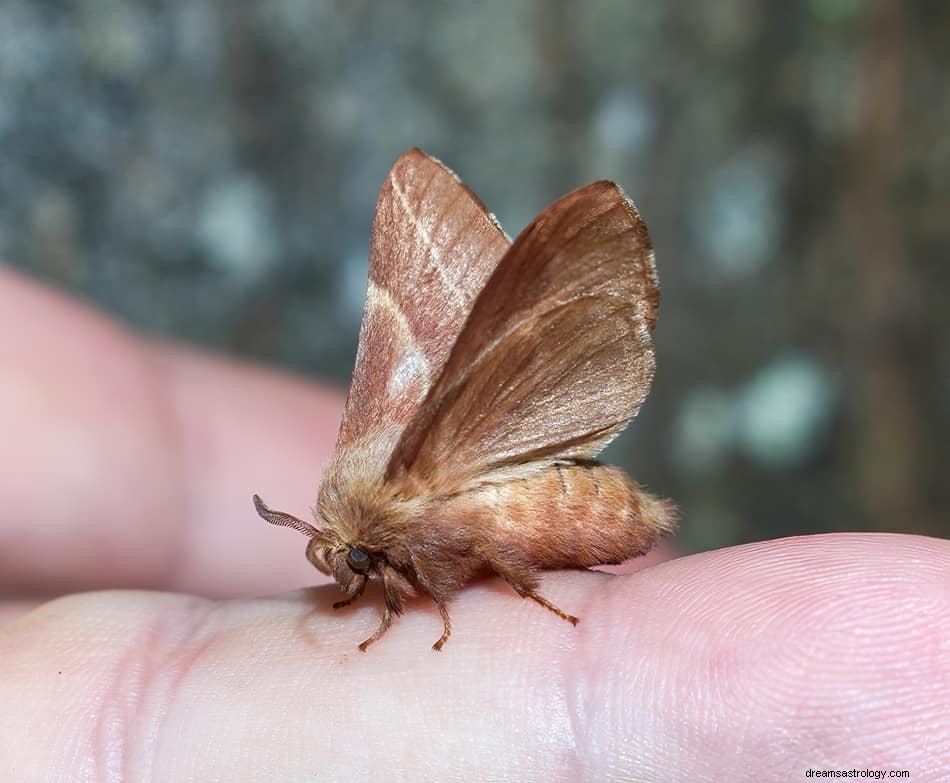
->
[358,607,393,652]
[492,562,580,626]
[358,569,412,651]
[333,576,367,610]
[512,583,580,626]
[398,562,458,651]
[432,602,452,652]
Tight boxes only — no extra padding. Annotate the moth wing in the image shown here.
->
[336,149,511,448]
[388,181,659,486]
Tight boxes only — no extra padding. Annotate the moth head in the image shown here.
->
[308,534,378,576]
[315,540,382,594]
[253,495,381,587]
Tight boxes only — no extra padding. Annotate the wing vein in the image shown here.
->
[388,169,468,310]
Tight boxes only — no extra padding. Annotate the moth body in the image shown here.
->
[455,462,676,571]
[254,148,676,651]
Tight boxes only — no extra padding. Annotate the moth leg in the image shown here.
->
[488,559,580,625]
[432,602,452,652]
[357,569,411,651]
[358,607,393,652]
[333,576,367,610]
[522,589,579,626]
[503,576,579,626]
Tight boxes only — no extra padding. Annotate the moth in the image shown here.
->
[254,148,675,651]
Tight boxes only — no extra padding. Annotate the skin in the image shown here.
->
[1,266,948,781]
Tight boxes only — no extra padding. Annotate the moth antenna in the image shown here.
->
[252,494,318,537]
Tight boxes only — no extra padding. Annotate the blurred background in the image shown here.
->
[2,0,947,553]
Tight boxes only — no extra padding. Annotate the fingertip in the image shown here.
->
[572,533,950,779]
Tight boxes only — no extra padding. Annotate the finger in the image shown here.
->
[594,540,678,574]
[0,599,41,624]
[2,533,946,781]
[0,267,341,597]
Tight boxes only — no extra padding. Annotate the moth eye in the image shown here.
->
[346,547,371,573]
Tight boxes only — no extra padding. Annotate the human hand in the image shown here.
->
[2,268,947,781]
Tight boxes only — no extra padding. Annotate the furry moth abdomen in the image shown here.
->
[454,463,676,570]
[254,148,676,651]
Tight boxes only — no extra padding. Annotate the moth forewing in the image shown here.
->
[254,149,676,651]
[336,149,510,449]
[389,181,660,482]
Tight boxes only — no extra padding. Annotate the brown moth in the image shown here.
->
[254,148,675,651]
